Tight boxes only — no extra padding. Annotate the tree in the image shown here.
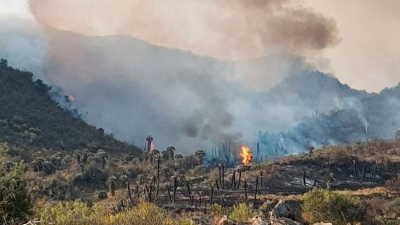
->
[166,146,175,161]
[395,130,400,142]
[0,58,8,67]
[195,150,206,165]
[0,161,33,224]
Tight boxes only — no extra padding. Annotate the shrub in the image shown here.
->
[229,203,254,222]
[35,200,101,225]
[206,203,232,218]
[0,161,33,224]
[302,188,367,225]
[35,200,178,225]
[258,199,276,216]
[106,202,176,225]
[373,215,398,225]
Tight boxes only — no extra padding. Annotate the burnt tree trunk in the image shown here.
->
[253,177,259,209]
[210,186,214,204]
[353,160,358,180]
[166,184,172,203]
[244,181,248,201]
[360,165,366,183]
[372,161,378,182]
[236,171,242,190]
[186,181,192,205]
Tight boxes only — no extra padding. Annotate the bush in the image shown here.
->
[258,199,276,216]
[35,200,101,224]
[35,200,179,225]
[373,215,398,225]
[0,161,33,224]
[302,188,367,225]
[229,203,254,222]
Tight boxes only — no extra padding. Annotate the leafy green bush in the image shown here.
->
[229,203,254,222]
[302,188,367,225]
[258,199,276,216]
[206,203,232,217]
[373,215,398,225]
[0,161,33,224]
[35,200,181,225]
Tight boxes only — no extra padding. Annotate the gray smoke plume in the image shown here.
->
[29,0,339,59]
[4,0,399,157]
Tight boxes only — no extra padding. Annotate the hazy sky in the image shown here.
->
[1,0,399,93]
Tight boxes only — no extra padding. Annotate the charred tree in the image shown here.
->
[253,177,259,209]
[353,159,358,180]
[236,171,242,190]
[244,181,248,201]
[210,186,214,204]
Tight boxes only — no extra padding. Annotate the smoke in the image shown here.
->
[9,0,395,156]
[29,0,339,59]
[302,0,400,93]
[0,16,48,77]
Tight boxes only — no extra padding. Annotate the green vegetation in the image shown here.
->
[0,61,141,154]
[229,203,254,222]
[0,158,33,224]
[34,200,197,225]
[2,60,400,224]
[302,188,367,225]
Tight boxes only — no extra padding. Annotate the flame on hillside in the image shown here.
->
[240,146,252,165]
[150,143,155,151]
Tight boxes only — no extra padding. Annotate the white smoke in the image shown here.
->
[0,16,48,78]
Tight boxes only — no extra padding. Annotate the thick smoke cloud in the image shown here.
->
[8,0,393,156]
[30,0,339,59]
[303,0,400,93]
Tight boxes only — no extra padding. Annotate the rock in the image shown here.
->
[269,200,303,223]
[97,191,108,200]
[251,216,268,225]
[270,217,302,225]
[218,215,242,225]
[313,223,332,225]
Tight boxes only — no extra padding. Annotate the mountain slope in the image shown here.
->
[258,79,400,156]
[0,60,141,153]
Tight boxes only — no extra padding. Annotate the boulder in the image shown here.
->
[270,217,302,225]
[218,215,242,225]
[97,191,108,200]
[269,200,303,222]
[251,216,268,225]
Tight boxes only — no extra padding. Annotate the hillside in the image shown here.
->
[1,58,400,224]
[0,59,141,154]
[257,73,400,156]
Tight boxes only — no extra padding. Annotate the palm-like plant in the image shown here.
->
[146,135,153,151]
[195,150,206,165]
[166,146,175,161]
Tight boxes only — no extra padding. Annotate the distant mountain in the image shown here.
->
[7,28,399,155]
[0,60,141,154]
[257,75,400,156]
[267,71,370,111]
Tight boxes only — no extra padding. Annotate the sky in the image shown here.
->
[0,0,399,93]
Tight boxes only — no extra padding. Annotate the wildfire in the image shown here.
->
[240,146,252,165]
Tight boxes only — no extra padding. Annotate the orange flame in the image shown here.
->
[240,146,252,165]
[150,143,155,151]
